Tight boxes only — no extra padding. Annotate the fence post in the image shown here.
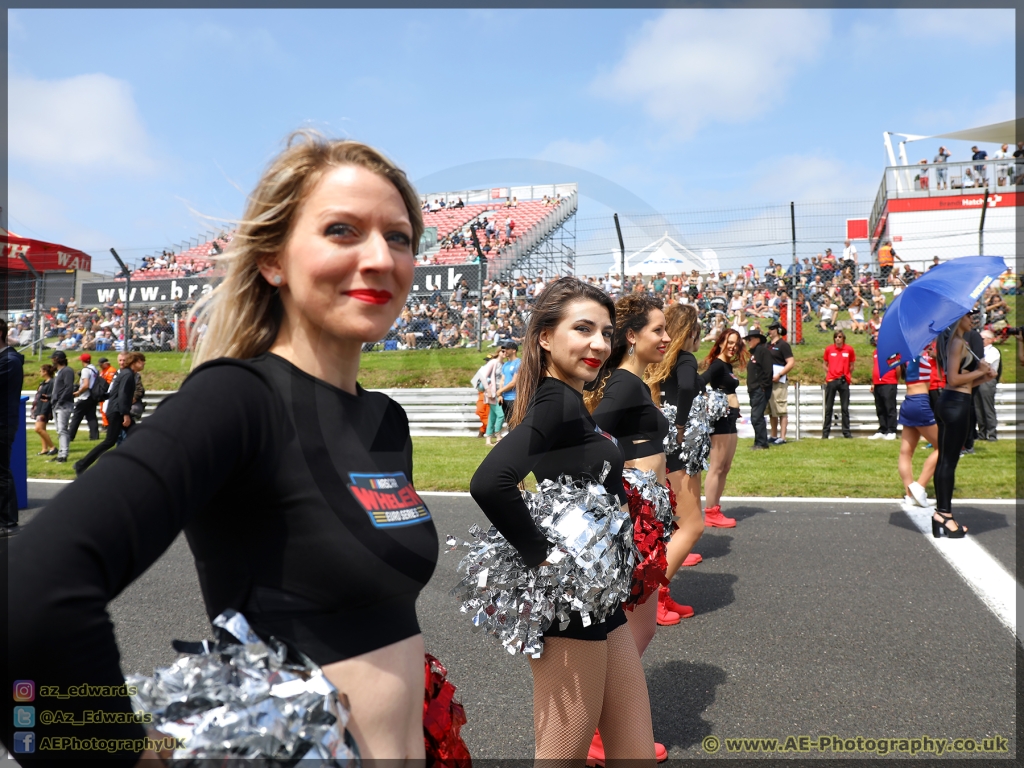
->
[794,382,800,440]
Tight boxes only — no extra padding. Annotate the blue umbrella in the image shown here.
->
[877,255,1008,370]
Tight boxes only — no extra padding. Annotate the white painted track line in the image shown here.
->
[902,504,1020,643]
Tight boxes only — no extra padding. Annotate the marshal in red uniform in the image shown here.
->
[822,331,856,438]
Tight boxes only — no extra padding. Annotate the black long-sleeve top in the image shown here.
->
[50,364,75,408]
[5,353,438,761]
[747,343,774,391]
[702,358,739,395]
[469,376,627,568]
[106,366,136,415]
[659,351,705,425]
[0,346,25,427]
[591,369,669,460]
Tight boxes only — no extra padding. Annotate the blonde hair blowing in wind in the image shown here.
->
[646,303,700,400]
[190,131,423,368]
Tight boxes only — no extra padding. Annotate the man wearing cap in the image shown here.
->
[822,331,855,439]
[49,350,75,462]
[767,321,795,444]
[745,325,774,450]
[974,330,1001,441]
[68,353,100,442]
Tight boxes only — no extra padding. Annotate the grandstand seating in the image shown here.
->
[424,200,561,265]
[126,235,228,280]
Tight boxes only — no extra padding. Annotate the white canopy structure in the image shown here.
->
[611,232,712,276]
[884,119,1020,166]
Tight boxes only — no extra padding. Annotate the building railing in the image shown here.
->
[882,158,1022,199]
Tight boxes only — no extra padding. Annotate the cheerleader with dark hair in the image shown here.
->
[471,277,656,765]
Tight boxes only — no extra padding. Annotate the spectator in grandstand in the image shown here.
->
[933,146,951,188]
[973,330,1001,441]
[867,308,883,346]
[67,353,100,442]
[453,197,465,208]
[822,331,855,439]
[766,321,794,445]
[32,364,57,456]
[993,144,1012,185]
[971,146,988,182]
[928,256,941,270]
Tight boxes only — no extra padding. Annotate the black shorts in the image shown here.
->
[712,407,740,435]
[542,605,628,642]
[666,451,684,474]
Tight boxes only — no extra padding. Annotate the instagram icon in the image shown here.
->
[13,681,35,702]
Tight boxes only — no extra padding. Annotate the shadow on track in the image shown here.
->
[648,660,728,750]
[691,532,733,560]
[666,571,738,615]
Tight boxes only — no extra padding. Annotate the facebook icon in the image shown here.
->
[13,731,36,753]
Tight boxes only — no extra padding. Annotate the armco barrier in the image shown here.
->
[22,384,1021,439]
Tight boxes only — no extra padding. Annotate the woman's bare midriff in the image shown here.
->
[726,394,739,408]
[906,383,929,396]
[321,633,426,760]
[626,444,667,485]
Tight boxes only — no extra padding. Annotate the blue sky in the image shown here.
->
[7,7,1015,275]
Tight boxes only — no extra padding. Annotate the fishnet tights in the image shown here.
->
[529,625,655,766]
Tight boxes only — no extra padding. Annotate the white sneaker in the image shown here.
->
[884,433,897,440]
[908,481,930,508]
[868,432,884,440]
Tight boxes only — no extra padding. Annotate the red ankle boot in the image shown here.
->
[656,588,681,625]
[682,552,702,566]
[704,504,736,528]
[659,586,695,618]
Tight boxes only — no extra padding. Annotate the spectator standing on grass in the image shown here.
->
[973,330,1001,441]
[766,321,794,445]
[745,325,773,450]
[877,240,902,284]
[129,353,147,425]
[48,350,75,463]
[97,357,116,430]
[822,331,855,439]
[841,239,858,270]
[869,348,898,440]
[68,353,100,442]
[74,352,135,476]
[496,342,520,436]
[32,364,57,456]
[1,319,26,537]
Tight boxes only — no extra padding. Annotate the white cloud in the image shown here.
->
[8,73,157,174]
[970,91,1015,130]
[536,138,612,168]
[594,9,831,139]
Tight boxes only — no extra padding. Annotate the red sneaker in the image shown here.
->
[656,588,681,625]
[704,505,736,528]
[682,552,703,566]
[659,586,695,619]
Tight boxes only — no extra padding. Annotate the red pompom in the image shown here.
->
[622,479,670,608]
[424,654,472,767]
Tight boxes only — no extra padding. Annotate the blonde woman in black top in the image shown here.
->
[471,278,655,766]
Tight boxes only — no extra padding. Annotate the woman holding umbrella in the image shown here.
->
[933,310,995,537]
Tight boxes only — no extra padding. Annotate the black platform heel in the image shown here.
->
[932,511,967,539]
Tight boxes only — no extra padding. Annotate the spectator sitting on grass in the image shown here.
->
[819,303,838,333]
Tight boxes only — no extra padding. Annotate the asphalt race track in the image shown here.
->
[15,481,1019,760]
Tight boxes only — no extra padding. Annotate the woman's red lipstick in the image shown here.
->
[582,358,602,368]
[344,289,392,305]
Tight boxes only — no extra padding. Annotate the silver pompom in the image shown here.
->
[450,475,635,657]
[677,393,713,474]
[127,611,359,766]
[661,403,679,455]
[707,389,730,424]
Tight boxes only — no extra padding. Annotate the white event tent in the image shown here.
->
[610,232,714,276]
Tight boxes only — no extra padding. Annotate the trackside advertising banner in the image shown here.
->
[79,263,483,307]
[80,276,220,306]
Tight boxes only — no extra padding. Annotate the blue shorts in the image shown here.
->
[898,393,936,428]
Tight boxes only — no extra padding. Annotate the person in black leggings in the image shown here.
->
[933,312,995,537]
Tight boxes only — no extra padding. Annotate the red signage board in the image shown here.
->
[846,218,869,240]
[886,192,1020,213]
[2,233,92,272]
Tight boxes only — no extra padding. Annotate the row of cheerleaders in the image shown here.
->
[124,295,732,766]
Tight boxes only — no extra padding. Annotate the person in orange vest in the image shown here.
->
[877,241,904,285]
